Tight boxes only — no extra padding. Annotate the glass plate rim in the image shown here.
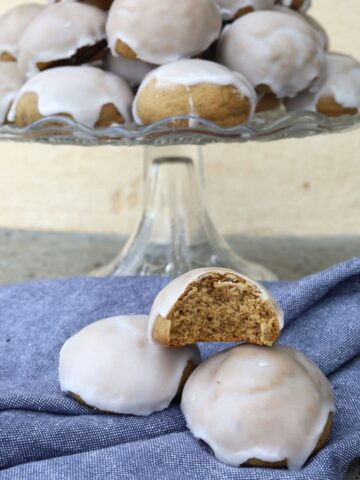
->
[0,110,359,146]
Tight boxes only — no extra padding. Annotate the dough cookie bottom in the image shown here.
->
[36,40,107,73]
[255,84,281,112]
[115,39,138,60]
[288,0,307,9]
[246,414,333,468]
[82,0,113,10]
[316,95,358,117]
[276,0,308,10]
[0,52,16,62]
[51,0,113,10]
[68,360,197,413]
[234,6,255,18]
[136,80,252,127]
[13,92,125,128]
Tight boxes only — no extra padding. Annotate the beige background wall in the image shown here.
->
[0,0,359,236]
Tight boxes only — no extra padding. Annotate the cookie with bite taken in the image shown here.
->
[148,268,283,347]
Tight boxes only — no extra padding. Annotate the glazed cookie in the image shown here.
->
[215,0,275,21]
[217,10,326,100]
[49,0,113,11]
[8,66,133,128]
[0,63,24,125]
[0,4,44,62]
[181,344,335,470]
[18,2,107,78]
[286,53,360,117]
[59,316,200,415]
[276,0,311,12]
[105,53,155,88]
[106,0,222,65]
[148,268,283,347]
[133,59,257,127]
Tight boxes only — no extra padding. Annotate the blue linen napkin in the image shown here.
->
[0,258,360,480]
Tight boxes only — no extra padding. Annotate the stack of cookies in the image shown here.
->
[59,268,335,471]
[0,0,359,128]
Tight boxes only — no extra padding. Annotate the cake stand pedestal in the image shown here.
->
[1,111,359,280]
[94,145,276,279]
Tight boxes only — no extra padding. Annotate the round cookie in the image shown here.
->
[0,63,24,125]
[0,4,44,62]
[217,10,326,100]
[105,53,155,88]
[8,66,134,128]
[106,0,222,65]
[276,0,311,12]
[49,0,113,11]
[18,2,107,78]
[181,344,335,470]
[286,53,360,117]
[59,315,200,415]
[134,59,257,127]
[215,0,275,21]
[148,267,283,347]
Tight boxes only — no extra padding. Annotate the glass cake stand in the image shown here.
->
[1,110,359,280]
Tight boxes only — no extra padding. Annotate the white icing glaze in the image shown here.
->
[278,0,311,13]
[0,4,44,60]
[133,59,257,125]
[8,66,134,127]
[148,267,283,344]
[286,53,360,113]
[217,10,326,98]
[272,5,329,50]
[0,63,24,124]
[215,0,275,20]
[59,315,200,416]
[18,2,106,78]
[104,52,155,87]
[181,344,335,470]
[106,0,222,65]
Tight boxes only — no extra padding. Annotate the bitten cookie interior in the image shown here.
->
[148,268,283,347]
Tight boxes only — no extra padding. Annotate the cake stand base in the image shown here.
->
[93,145,277,280]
